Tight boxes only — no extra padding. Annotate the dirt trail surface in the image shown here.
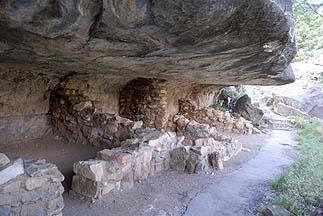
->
[63,130,297,216]
[184,130,296,216]
[1,137,102,189]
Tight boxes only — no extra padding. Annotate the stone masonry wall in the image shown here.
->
[0,153,64,216]
[71,116,242,199]
[174,115,242,161]
[179,99,253,134]
[72,129,180,198]
[119,78,168,128]
[50,88,143,148]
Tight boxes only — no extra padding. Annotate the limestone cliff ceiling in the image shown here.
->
[0,0,297,85]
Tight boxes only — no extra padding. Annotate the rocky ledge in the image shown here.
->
[0,0,297,146]
[0,0,296,85]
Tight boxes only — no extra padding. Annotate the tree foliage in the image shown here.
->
[293,0,323,61]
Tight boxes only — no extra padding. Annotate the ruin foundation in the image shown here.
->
[0,154,64,216]
[71,115,242,199]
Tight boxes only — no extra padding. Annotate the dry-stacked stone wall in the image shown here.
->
[119,78,168,128]
[50,88,143,148]
[174,115,242,161]
[71,116,242,199]
[179,99,253,134]
[0,153,64,216]
[72,129,180,198]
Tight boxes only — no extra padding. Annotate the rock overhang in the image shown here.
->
[0,0,297,86]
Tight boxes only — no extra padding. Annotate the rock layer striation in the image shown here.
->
[0,0,296,85]
[0,1,297,146]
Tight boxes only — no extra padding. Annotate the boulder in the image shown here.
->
[186,146,211,174]
[309,105,323,119]
[72,175,106,199]
[25,176,49,191]
[195,138,221,152]
[234,95,264,125]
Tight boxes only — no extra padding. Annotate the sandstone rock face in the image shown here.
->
[0,0,295,85]
[0,155,64,216]
[274,102,310,119]
[0,1,296,145]
[272,86,323,119]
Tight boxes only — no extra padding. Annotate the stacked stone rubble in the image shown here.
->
[71,129,180,198]
[0,153,64,216]
[50,88,143,147]
[179,99,253,134]
[71,119,242,198]
[168,115,243,174]
[174,115,242,162]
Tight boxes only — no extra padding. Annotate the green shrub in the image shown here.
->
[273,195,292,209]
[212,103,227,112]
[271,175,288,192]
[222,87,245,100]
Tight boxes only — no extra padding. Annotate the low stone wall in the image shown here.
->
[71,117,242,199]
[174,115,242,161]
[0,153,64,216]
[72,129,180,198]
[50,88,143,147]
[179,99,253,134]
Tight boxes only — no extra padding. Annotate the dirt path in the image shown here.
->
[184,130,297,216]
[63,130,297,216]
[1,137,102,190]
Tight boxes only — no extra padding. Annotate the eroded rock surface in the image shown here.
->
[272,86,323,119]
[0,0,296,85]
[0,0,297,146]
[234,95,264,125]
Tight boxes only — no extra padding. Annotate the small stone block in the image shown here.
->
[0,158,24,185]
[0,153,10,168]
